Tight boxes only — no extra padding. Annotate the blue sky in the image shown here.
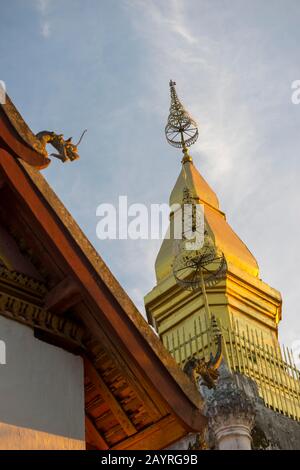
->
[1,0,300,347]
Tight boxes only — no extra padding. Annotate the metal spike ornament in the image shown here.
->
[165,80,199,152]
[172,171,226,303]
[172,184,226,320]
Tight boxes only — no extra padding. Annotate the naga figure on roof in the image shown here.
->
[36,129,87,163]
[183,316,223,389]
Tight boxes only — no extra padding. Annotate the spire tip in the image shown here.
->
[165,81,198,152]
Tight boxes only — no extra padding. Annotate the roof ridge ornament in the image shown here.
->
[165,80,198,162]
[36,129,87,163]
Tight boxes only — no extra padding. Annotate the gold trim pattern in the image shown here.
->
[0,291,86,347]
[0,265,86,347]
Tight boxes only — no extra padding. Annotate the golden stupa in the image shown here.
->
[145,81,282,355]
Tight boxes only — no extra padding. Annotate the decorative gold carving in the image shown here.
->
[0,290,86,346]
[36,130,87,163]
[0,265,86,347]
[183,316,222,389]
[0,265,47,296]
[1,94,86,165]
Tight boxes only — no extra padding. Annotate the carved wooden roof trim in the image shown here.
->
[0,96,50,169]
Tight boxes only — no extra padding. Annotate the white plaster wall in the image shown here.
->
[0,316,85,449]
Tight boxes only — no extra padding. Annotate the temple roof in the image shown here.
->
[0,93,207,449]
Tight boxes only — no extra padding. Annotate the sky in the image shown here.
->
[1,0,300,348]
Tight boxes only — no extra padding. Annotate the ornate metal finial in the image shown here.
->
[165,80,198,157]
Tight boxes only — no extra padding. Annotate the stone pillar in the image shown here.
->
[206,365,255,450]
[209,414,254,450]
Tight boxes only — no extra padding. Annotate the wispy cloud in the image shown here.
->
[125,0,200,48]
[36,0,50,13]
[34,0,52,38]
[167,0,198,44]
[41,21,50,38]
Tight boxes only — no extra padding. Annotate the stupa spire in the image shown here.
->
[165,80,199,162]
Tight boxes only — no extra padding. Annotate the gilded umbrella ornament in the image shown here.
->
[165,80,199,150]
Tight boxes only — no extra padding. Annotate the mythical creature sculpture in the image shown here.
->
[183,316,223,389]
[36,129,87,163]
[188,432,209,451]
